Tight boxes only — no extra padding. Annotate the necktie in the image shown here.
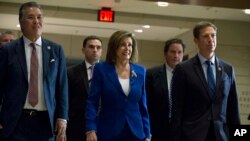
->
[88,65,94,84]
[28,43,38,107]
[206,60,216,95]
[168,71,173,123]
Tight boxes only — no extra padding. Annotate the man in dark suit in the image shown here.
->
[146,38,186,141]
[171,21,240,141]
[67,35,103,141]
[0,2,68,141]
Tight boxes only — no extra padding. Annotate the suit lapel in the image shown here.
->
[214,57,223,100]
[16,37,28,81]
[42,39,51,78]
[193,55,213,99]
[82,62,89,92]
[107,64,124,94]
[159,65,168,96]
[129,64,137,96]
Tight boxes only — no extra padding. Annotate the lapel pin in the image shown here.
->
[47,46,51,50]
[131,70,137,78]
[218,67,222,71]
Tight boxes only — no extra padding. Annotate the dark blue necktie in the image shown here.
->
[206,60,216,95]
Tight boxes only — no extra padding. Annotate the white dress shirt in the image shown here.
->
[165,63,174,94]
[23,36,47,111]
[119,78,130,96]
[198,53,216,82]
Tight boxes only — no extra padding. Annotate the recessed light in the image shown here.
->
[244,9,250,14]
[134,29,143,33]
[142,25,150,29]
[16,24,20,27]
[157,2,169,7]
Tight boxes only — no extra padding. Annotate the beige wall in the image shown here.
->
[41,32,166,68]
[1,9,249,125]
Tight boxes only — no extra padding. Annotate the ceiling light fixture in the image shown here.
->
[157,1,169,7]
[142,25,150,29]
[134,29,143,33]
[244,9,250,14]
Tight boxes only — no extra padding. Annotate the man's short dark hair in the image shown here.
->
[19,1,42,23]
[193,21,217,39]
[83,35,102,48]
[164,38,186,54]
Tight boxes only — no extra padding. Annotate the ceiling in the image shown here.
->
[0,0,249,41]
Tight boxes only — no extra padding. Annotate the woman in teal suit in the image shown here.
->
[85,30,151,141]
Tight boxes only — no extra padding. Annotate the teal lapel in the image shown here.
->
[42,39,51,78]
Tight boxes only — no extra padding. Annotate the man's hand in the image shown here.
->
[55,119,67,141]
[86,131,97,141]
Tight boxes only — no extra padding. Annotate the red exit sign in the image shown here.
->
[98,8,115,22]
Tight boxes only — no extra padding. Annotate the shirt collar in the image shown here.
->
[85,60,92,69]
[198,53,215,65]
[23,36,42,47]
[165,63,174,72]
[85,60,99,69]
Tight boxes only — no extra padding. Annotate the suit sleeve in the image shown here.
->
[0,47,7,114]
[85,63,102,132]
[226,67,240,125]
[55,46,69,120]
[170,64,187,141]
[145,69,155,133]
[139,67,151,139]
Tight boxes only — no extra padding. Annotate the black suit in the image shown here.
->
[67,62,89,141]
[146,64,171,141]
[171,55,240,141]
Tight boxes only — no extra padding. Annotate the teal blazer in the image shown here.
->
[0,37,68,137]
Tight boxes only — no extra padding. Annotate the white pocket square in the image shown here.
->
[50,59,55,62]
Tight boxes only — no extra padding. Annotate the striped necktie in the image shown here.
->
[168,70,173,123]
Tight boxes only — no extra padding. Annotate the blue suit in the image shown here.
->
[85,62,150,140]
[170,55,240,141]
[0,37,68,138]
